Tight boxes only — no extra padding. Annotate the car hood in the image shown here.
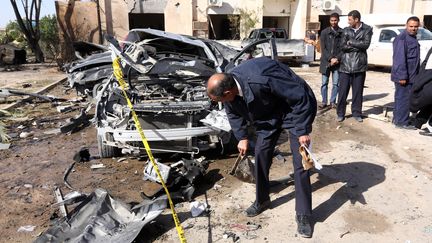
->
[108,32,216,77]
[67,51,112,73]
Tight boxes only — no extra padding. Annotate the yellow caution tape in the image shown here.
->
[112,57,187,243]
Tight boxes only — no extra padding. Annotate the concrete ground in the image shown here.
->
[0,64,431,243]
[154,65,432,243]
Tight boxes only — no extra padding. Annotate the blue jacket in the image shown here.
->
[225,57,317,139]
[391,30,420,82]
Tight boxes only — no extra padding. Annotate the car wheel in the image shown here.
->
[97,132,121,158]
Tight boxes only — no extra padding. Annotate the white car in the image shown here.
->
[339,14,432,67]
[368,26,432,67]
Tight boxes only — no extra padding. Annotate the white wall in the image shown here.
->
[290,0,308,38]
[165,0,194,35]
[263,0,291,17]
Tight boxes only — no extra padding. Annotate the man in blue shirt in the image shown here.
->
[207,57,317,238]
[391,16,421,129]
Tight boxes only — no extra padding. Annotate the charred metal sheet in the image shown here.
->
[60,109,92,134]
[68,64,113,86]
[36,189,168,243]
[0,88,67,102]
[143,157,208,201]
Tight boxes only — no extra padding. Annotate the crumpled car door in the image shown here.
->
[225,38,278,72]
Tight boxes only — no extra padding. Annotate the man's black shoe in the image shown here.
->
[245,200,271,217]
[296,214,312,238]
[318,103,328,109]
[395,124,417,130]
[353,116,363,122]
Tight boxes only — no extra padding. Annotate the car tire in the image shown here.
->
[97,132,121,158]
[92,83,102,98]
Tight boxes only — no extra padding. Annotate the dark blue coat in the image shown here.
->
[391,30,420,82]
[225,57,317,139]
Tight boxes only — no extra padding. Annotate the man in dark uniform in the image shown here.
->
[391,16,421,129]
[206,57,317,238]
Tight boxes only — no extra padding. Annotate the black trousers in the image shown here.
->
[337,72,366,118]
[255,129,312,216]
[413,105,432,129]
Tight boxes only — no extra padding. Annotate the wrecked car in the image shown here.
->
[64,41,111,96]
[66,30,240,97]
[65,50,112,97]
[95,29,277,157]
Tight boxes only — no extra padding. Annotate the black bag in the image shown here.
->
[410,47,432,112]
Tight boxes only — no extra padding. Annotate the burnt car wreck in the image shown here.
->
[65,42,112,96]
[95,29,240,157]
[62,29,278,157]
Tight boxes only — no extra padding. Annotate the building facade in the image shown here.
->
[56,0,432,43]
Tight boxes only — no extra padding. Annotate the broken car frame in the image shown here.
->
[94,29,277,158]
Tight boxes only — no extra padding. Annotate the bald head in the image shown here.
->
[207,73,238,102]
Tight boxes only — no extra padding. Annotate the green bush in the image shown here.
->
[40,15,60,59]
[1,20,27,47]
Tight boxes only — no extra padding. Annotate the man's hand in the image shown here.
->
[298,135,311,147]
[237,139,248,155]
[330,58,339,66]
[399,80,407,86]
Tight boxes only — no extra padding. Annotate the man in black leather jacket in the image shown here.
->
[336,10,373,122]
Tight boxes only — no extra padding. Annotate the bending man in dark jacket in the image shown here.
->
[207,57,317,238]
[391,16,420,129]
[337,10,373,122]
[319,12,343,109]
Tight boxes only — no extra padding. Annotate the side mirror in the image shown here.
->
[390,37,395,42]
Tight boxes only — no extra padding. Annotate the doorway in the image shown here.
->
[128,13,165,30]
[424,15,432,31]
[208,14,240,40]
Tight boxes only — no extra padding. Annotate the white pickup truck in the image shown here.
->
[339,14,432,67]
[241,28,311,63]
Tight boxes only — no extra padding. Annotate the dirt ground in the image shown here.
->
[0,64,431,243]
